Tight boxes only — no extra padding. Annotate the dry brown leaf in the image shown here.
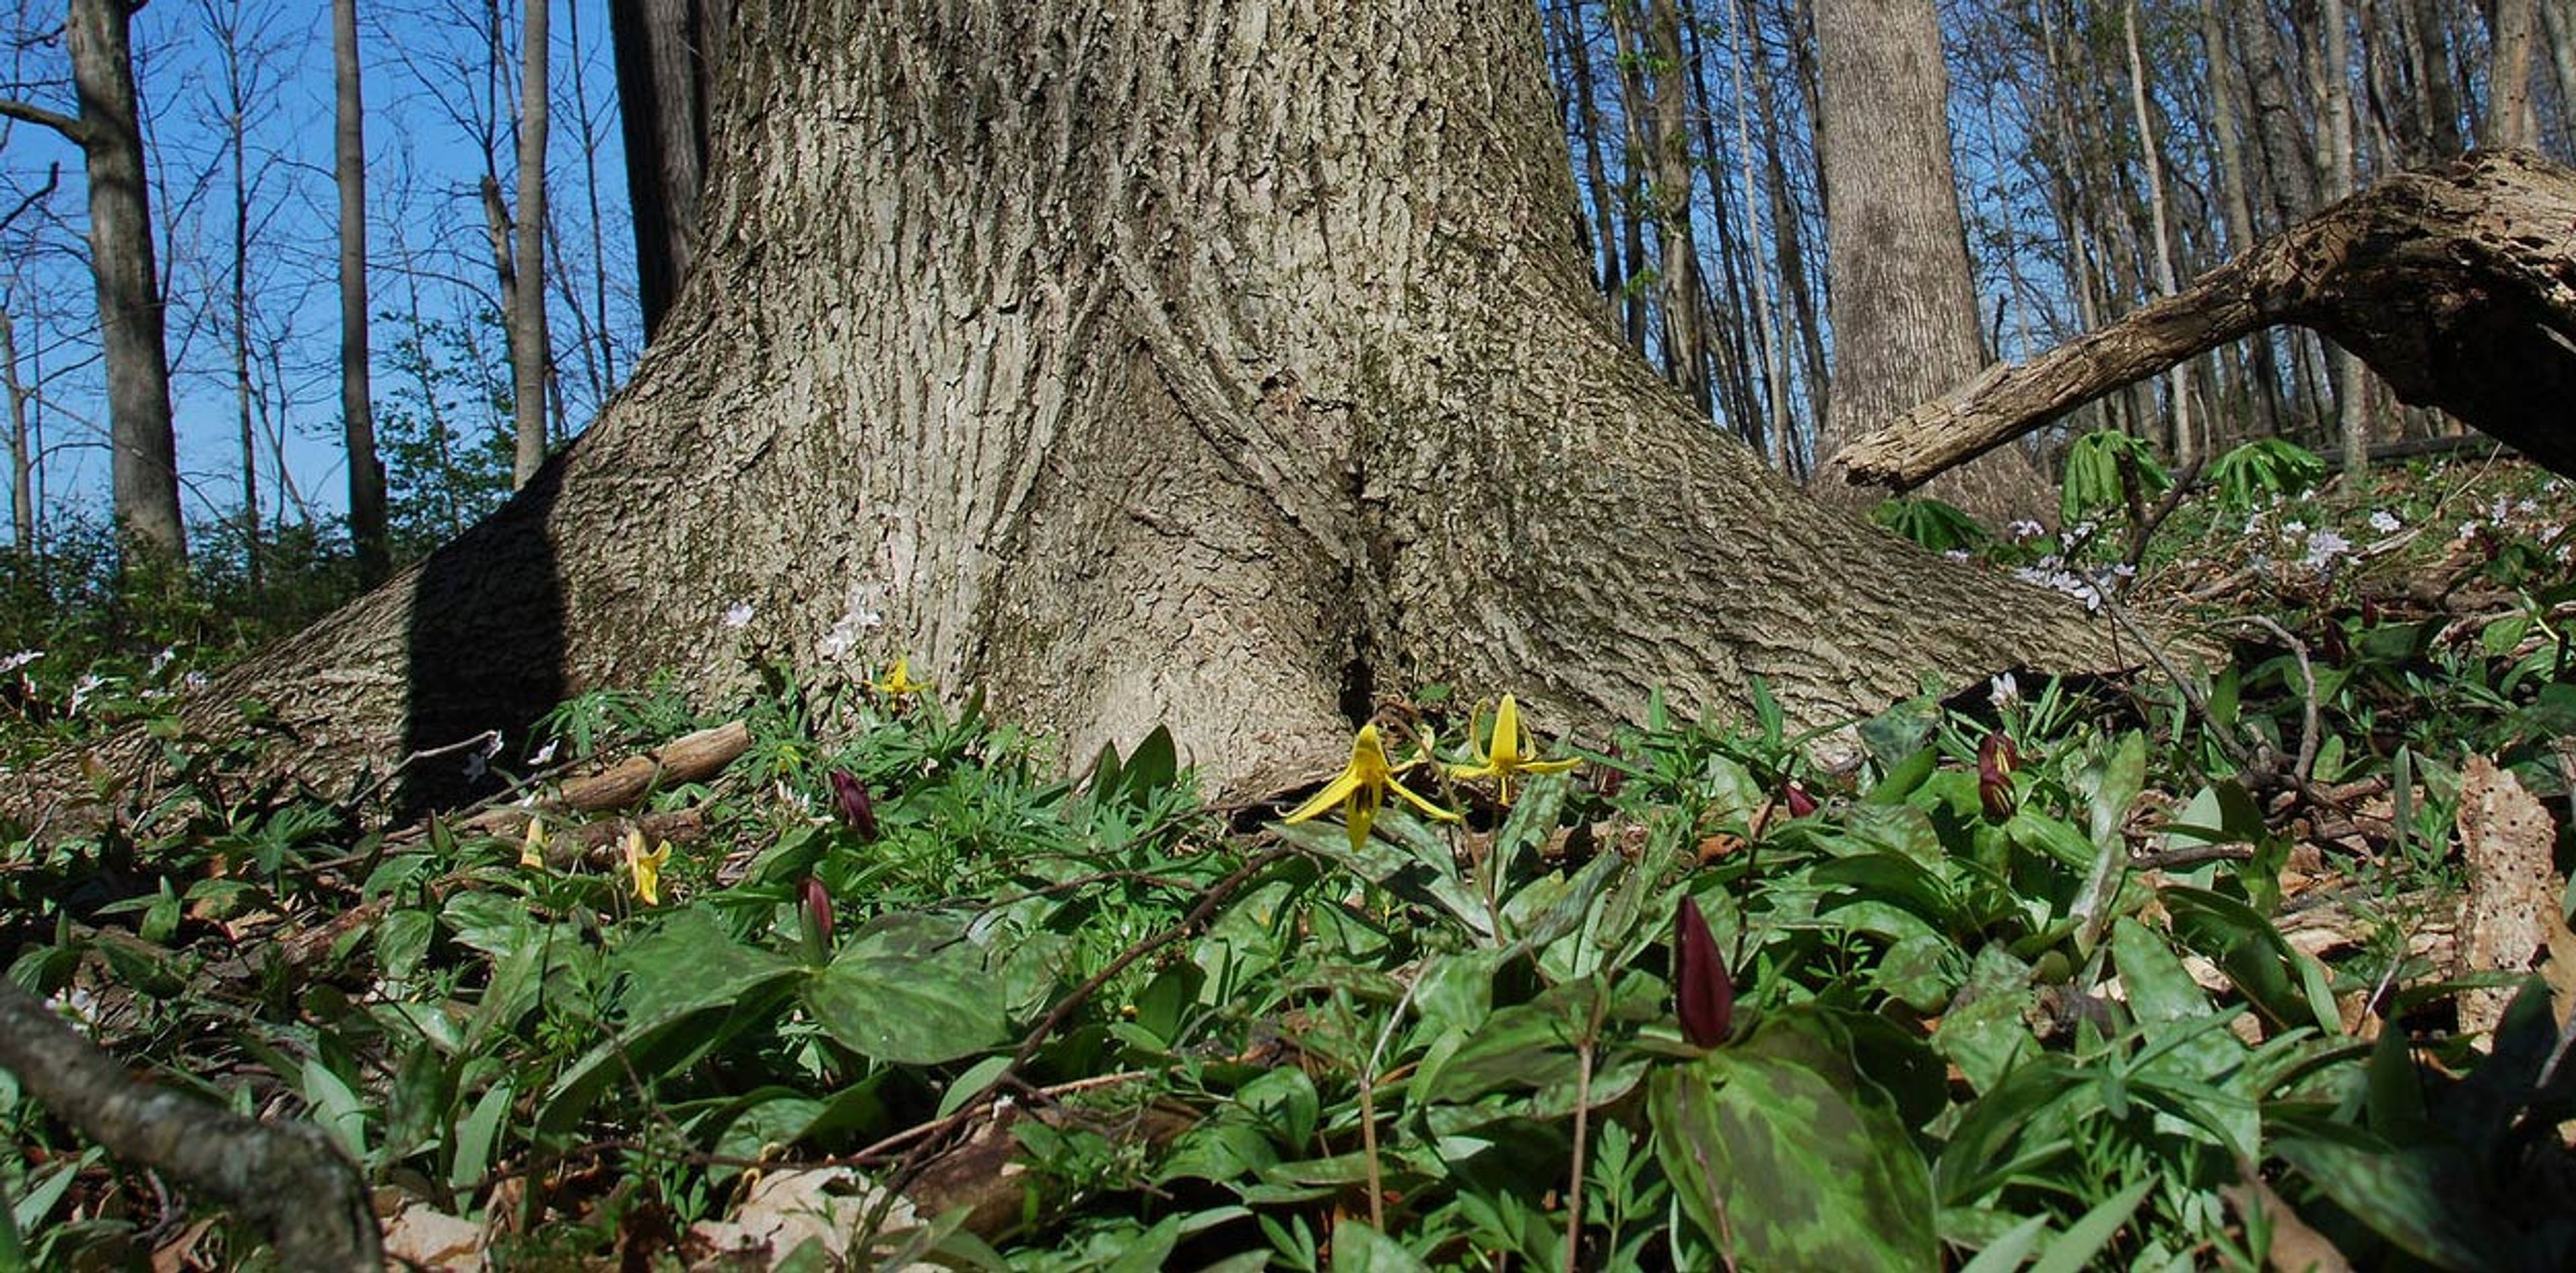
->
[2222,1172,2353,1273]
[379,1199,489,1272]
[688,1166,931,1270]
[2454,755,2572,1042]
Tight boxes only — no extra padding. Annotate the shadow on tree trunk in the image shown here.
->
[398,457,567,817]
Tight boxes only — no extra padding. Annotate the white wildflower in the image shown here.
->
[462,731,504,782]
[68,673,105,715]
[2006,519,2043,541]
[2304,529,2353,569]
[0,649,42,675]
[723,601,755,629]
[1988,672,2021,710]
[2368,510,2401,534]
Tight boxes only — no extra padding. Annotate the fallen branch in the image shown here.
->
[0,981,380,1270]
[1837,150,2576,489]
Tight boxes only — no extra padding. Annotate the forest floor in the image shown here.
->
[1,444,2572,1271]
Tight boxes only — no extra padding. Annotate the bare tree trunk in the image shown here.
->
[608,0,722,341]
[1724,0,1792,465]
[17,0,2127,821]
[1681,0,1766,443]
[2124,0,2197,466]
[564,6,620,398]
[511,0,553,487]
[1811,0,2041,519]
[2321,0,2371,476]
[337,0,388,586]
[214,3,260,592]
[1608,4,1656,351]
[2,305,30,553]
[2537,0,2576,146]
[1642,0,1711,410]
[2488,0,2540,148]
[1754,0,1830,453]
[0,0,188,566]
[1556,1,1626,322]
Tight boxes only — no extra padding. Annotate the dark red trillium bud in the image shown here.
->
[1674,896,1734,1049]
[1978,733,2019,822]
[829,769,877,840]
[1782,781,1817,818]
[800,875,835,950]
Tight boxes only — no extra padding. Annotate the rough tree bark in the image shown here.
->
[40,0,2130,814]
[0,0,186,565]
[1835,150,2576,488]
[1810,0,2045,520]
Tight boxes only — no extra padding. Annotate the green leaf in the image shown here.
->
[2029,1180,2153,1273]
[1650,1055,1938,1272]
[538,909,802,1135]
[373,908,434,986]
[802,919,1008,1066]
[1328,1219,1432,1272]
[1104,1216,1183,1273]
[450,1083,514,1191]
[301,1056,370,1164]
[1957,1213,2050,1273]
[2273,1135,2498,1272]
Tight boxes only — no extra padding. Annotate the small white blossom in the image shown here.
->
[148,647,176,675]
[529,739,560,767]
[722,601,755,629]
[1943,549,1971,562]
[818,616,862,660]
[462,731,504,782]
[1988,672,2021,709]
[2304,529,2353,569]
[68,673,105,715]
[2281,520,2307,538]
[2369,510,2402,534]
[181,671,209,691]
[2516,499,2539,516]
[2006,519,2043,541]
[2459,520,2484,541]
[0,649,42,675]
[48,987,98,1035]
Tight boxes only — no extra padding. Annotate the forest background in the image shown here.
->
[1,0,2570,620]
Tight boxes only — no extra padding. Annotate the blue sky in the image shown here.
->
[0,0,637,540]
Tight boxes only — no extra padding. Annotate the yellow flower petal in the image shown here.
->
[623,828,671,905]
[521,818,548,869]
[1281,724,1458,846]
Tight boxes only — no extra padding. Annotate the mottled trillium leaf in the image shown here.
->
[802,914,1010,1064]
[1649,1052,1938,1272]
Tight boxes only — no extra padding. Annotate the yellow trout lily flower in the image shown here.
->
[867,657,930,698]
[1283,724,1459,852]
[1448,694,1580,804]
[623,828,671,905]
[520,817,549,869]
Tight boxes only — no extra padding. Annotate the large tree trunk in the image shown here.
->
[48,0,2126,815]
[1835,150,2576,489]
[1810,0,2044,520]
